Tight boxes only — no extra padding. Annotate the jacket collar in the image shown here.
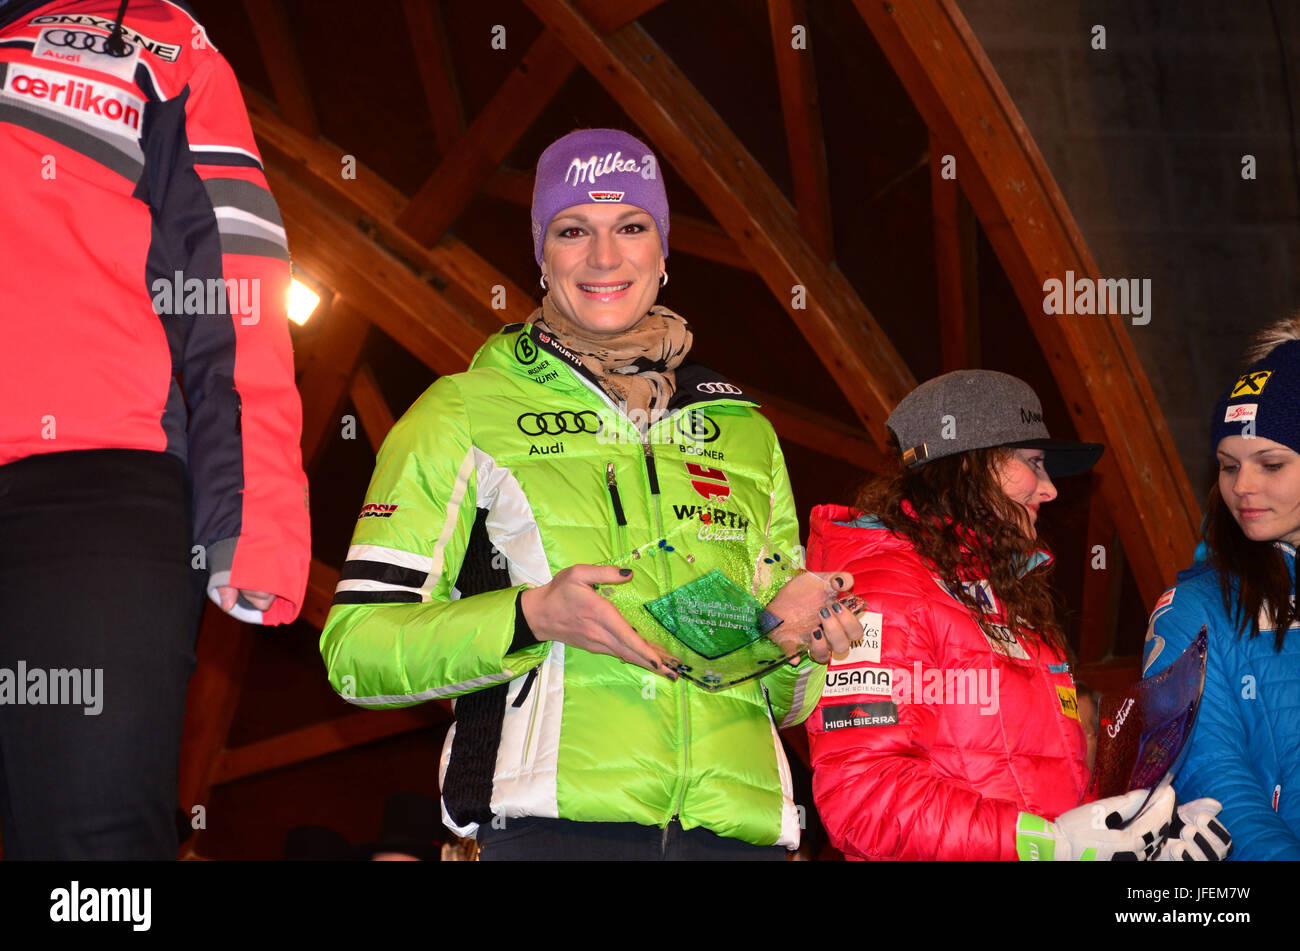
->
[475,323,758,416]
[812,502,1051,579]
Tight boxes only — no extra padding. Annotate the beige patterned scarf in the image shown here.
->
[529,294,694,422]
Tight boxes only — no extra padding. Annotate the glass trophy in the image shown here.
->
[1086,626,1208,815]
[597,520,805,691]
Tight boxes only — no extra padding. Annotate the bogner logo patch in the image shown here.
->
[822,701,899,730]
[823,665,893,698]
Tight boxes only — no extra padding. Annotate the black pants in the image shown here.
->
[0,450,204,859]
[477,816,789,861]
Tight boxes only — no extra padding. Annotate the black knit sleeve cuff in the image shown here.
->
[510,589,541,654]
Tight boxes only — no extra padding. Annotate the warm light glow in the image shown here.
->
[288,279,321,326]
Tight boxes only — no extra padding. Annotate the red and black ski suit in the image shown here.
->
[806,504,1088,860]
[0,0,308,620]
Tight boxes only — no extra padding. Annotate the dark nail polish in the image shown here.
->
[833,576,845,589]
[832,602,843,613]
[820,607,830,619]
[813,628,823,640]
[619,568,633,577]
[651,660,659,669]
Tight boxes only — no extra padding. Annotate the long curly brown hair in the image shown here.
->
[854,438,1067,656]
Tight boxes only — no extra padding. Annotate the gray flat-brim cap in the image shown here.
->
[886,369,1104,478]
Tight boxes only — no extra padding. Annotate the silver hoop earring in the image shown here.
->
[659,271,668,288]
[539,274,549,291]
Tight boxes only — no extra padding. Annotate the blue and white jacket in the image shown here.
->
[1143,541,1300,860]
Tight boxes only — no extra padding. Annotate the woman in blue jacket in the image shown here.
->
[1143,314,1300,860]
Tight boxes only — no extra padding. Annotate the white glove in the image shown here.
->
[1157,798,1232,861]
[1017,784,1175,861]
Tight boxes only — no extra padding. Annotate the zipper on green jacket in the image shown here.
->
[642,437,674,593]
[605,461,630,556]
[513,667,542,769]
[641,431,689,829]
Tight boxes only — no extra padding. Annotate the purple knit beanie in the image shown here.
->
[530,128,669,267]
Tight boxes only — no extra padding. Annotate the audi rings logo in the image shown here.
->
[696,382,743,396]
[517,411,603,436]
[675,410,720,443]
[43,29,135,57]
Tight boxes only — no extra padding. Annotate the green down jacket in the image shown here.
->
[319,322,825,847]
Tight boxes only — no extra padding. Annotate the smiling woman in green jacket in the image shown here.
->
[319,129,858,860]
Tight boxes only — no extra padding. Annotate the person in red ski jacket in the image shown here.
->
[805,370,1221,861]
[0,0,308,857]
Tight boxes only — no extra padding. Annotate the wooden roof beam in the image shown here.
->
[300,558,343,632]
[396,30,577,247]
[768,0,834,261]
[396,0,672,249]
[242,0,317,138]
[930,130,980,372]
[349,363,398,454]
[215,707,449,785]
[523,0,916,447]
[855,0,1199,600]
[402,0,466,156]
[296,296,370,471]
[246,91,536,326]
[267,163,493,374]
[579,0,669,34]
[742,382,888,473]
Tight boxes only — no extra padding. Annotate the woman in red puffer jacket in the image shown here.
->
[806,370,1196,861]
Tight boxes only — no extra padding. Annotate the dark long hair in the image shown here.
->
[854,439,1067,655]
[1205,483,1298,650]
[1204,312,1300,650]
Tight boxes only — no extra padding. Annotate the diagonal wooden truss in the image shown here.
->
[177,0,1199,855]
